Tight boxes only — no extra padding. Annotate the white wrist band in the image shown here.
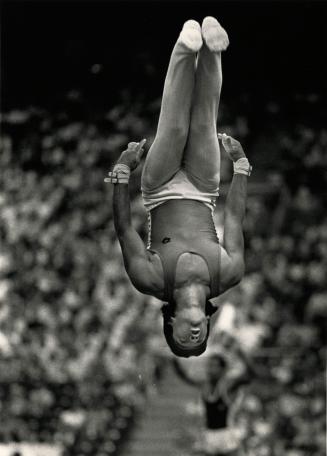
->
[233,157,252,176]
[104,163,131,184]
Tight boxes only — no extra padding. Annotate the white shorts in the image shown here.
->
[142,169,219,212]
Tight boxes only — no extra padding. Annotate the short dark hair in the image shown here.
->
[161,301,217,358]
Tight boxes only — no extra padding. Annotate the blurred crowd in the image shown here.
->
[0,99,163,455]
[232,120,327,456]
[0,92,326,456]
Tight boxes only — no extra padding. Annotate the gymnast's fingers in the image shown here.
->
[136,139,147,158]
[127,141,139,149]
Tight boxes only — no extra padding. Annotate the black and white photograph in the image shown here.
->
[1,1,326,455]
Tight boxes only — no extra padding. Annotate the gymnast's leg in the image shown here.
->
[141,20,202,191]
[183,17,229,192]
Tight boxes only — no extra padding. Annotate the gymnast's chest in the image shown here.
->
[175,252,210,285]
[150,251,211,289]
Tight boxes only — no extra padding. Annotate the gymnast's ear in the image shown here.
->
[169,317,176,326]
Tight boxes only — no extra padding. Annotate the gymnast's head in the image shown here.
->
[162,302,210,357]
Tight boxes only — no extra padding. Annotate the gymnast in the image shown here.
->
[106,17,252,357]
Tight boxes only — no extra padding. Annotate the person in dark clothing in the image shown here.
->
[108,17,251,357]
[173,339,259,455]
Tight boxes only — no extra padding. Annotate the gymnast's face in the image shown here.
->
[170,307,208,348]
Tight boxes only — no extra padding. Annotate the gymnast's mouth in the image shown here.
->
[175,333,205,347]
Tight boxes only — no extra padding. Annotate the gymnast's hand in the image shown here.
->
[218,133,246,162]
[117,139,147,171]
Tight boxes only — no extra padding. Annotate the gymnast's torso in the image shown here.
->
[145,200,226,301]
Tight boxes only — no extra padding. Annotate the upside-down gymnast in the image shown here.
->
[106,17,252,357]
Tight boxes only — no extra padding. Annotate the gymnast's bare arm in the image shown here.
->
[112,141,159,295]
[219,135,249,292]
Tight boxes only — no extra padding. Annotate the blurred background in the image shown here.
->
[0,1,326,455]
